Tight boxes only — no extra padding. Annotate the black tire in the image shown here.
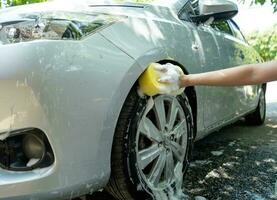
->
[245,88,266,126]
[106,88,194,200]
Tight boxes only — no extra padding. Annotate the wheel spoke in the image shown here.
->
[154,98,166,132]
[167,99,179,131]
[148,150,166,186]
[165,151,174,181]
[172,119,187,139]
[138,144,162,170]
[140,118,162,143]
[169,140,185,162]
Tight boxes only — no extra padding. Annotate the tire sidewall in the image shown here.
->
[258,88,266,122]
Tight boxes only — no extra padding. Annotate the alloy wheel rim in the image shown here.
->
[136,95,188,191]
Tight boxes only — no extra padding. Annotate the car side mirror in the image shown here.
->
[190,0,238,23]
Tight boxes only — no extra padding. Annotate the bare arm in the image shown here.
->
[180,60,277,87]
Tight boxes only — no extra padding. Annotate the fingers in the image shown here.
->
[170,64,184,75]
[158,76,175,83]
[153,63,184,95]
[153,63,168,73]
[153,63,184,75]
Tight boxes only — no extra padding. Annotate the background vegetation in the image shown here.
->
[244,0,277,12]
[247,24,277,61]
[0,0,46,8]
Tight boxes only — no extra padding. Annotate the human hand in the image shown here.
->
[153,63,184,95]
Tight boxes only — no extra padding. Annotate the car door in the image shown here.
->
[178,2,232,130]
[202,19,261,122]
[211,20,261,117]
[225,20,261,114]
[196,23,236,128]
[206,20,248,120]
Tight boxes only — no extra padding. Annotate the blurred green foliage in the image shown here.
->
[12,0,47,6]
[256,0,277,12]
[247,25,277,61]
[240,0,277,12]
[0,0,46,7]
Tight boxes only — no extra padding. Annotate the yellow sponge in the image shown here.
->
[139,63,161,96]
[138,63,184,96]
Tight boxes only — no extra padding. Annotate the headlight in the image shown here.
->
[0,12,124,45]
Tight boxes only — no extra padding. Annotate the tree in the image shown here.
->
[0,0,46,8]
[247,24,277,61]
[241,0,277,12]
[12,0,47,5]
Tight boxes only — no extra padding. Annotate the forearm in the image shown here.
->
[181,65,257,87]
[180,60,277,87]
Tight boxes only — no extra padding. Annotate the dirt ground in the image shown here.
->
[185,108,277,199]
[185,83,277,200]
[86,82,277,200]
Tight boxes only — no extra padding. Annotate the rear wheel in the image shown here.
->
[106,89,194,200]
[245,88,266,125]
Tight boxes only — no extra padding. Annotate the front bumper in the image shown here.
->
[0,32,138,199]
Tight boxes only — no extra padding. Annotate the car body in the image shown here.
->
[0,0,265,199]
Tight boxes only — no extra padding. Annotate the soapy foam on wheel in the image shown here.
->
[152,162,188,200]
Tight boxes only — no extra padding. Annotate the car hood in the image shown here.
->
[0,0,145,22]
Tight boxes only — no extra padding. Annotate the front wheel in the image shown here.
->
[245,88,266,126]
[106,89,194,200]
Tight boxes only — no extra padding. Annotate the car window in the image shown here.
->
[211,21,233,35]
[190,0,200,15]
[211,20,233,35]
[229,20,246,41]
[178,1,196,21]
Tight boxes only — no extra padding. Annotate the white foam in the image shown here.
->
[195,196,207,200]
[211,150,224,156]
[27,158,40,167]
[154,63,185,96]
[152,163,188,200]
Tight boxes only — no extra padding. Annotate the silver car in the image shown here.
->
[0,0,266,199]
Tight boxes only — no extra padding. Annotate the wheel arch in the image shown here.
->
[157,59,198,139]
[108,58,198,159]
[110,58,198,149]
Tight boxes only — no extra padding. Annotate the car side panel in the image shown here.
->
[222,34,261,114]
[100,10,207,136]
[193,24,236,128]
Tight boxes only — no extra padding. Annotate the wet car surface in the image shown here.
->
[0,0,266,198]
